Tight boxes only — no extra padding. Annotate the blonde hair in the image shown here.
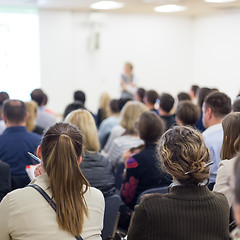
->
[99,92,111,119]
[65,109,100,152]
[120,101,148,134]
[158,126,210,185]
[25,101,38,132]
[41,122,89,237]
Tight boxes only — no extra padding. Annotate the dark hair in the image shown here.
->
[30,89,44,106]
[119,98,131,111]
[158,126,210,185]
[176,100,200,126]
[191,85,199,96]
[146,90,159,105]
[159,93,175,113]
[74,91,86,104]
[41,122,89,236]
[136,88,146,102]
[221,112,240,160]
[63,102,84,119]
[3,100,27,124]
[234,154,240,203]
[42,93,48,106]
[109,99,120,113]
[197,87,213,108]
[233,97,240,112]
[138,111,165,143]
[0,92,9,105]
[204,91,231,118]
[177,92,191,102]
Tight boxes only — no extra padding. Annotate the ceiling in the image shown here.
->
[0,0,240,17]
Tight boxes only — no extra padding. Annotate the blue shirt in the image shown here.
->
[0,126,41,176]
[203,123,223,183]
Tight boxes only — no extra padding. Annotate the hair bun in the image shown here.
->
[190,161,205,173]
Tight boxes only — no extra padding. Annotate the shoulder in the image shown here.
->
[84,186,105,206]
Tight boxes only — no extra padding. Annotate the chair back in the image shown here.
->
[136,186,168,205]
[101,194,122,240]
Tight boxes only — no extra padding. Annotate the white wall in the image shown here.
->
[193,11,240,100]
[39,10,240,115]
[39,11,193,114]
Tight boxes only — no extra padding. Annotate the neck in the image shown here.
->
[159,108,170,116]
[207,118,222,128]
[6,122,26,128]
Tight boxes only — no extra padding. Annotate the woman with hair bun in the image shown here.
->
[128,126,229,240]
[0,122,105,240]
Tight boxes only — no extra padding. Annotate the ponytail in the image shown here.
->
[41,123,89,237]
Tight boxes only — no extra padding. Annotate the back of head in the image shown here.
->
[99,92,111,110]
[158,126,210,185]
[65,109,100,152]
[176,100,200,126]
[119,98,131,111]
[177,92,191,102]
[138,111,165,143]
[63,101,84,119]
[204,91,231,119]
[30,88,44,106]
[191,85,200,97]
[146,90,159,105]
[136,88,145,102]
[41,122,89,237]
[0,92,9,105]
[120,101,148,134]
[233,97,240,112]
[3,99,27,125]
[197,87,212,108]
[221,112,240,160]
[25,101,38,132]
[74,90,86,104]
[109,99,120,114]
[159,93,175,113]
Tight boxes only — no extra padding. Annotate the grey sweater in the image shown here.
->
[80,151,115,197]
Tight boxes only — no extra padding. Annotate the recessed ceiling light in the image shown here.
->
[91,1,125,10]
[154,4,187,13]
[204,0,236,2]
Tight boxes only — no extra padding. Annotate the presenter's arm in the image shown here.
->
[0,194,11,240]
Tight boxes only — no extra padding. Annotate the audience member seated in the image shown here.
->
[0,161,11,202]
[189,84,199,104]
[65,109,115,197]
[0,100,41,190]
[30,89,56,130]
[233,97,240,112]
[0,122,104,239]
[25,101,44,135]
[175,100,200,127]
[98,99,120,149]
[64,90,96,121]
[195,87,212,132]
[103,98,132,153]
[202,91,231,189]
[134,87,145,103]
[158,93,176,130]
[127,126,230,240]
[0,91,9,134]
[96,92,110,128]
[107,101,148,172]
[144,90,159,115]
[214,112,240,207]
[177,91,191,102]
[121,111,172,209]
[231,154,240,239]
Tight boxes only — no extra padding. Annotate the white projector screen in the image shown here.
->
[0,9,40,101]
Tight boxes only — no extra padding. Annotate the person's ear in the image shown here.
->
[25,112,29,122]
[206,107,212,120]
[1,114,6,124]
[36,146,42,159]
[78,156,82,165]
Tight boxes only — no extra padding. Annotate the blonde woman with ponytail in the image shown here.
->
[0,122,105,240]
